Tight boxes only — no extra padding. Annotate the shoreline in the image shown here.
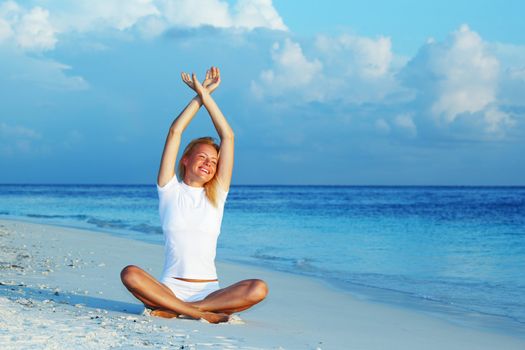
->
[225,257,525,340]
[3,215,525,338]
[1,218,525,349]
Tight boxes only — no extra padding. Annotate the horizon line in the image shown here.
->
[1,183,524,188]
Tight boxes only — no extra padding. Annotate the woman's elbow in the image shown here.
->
[168,127,183,138]
[222,130,234,140]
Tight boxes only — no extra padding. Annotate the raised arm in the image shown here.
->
[191,67,234,192]
[159,69,226,187]
[157,94,202,187]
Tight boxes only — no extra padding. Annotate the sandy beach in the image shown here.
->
[0,218,523,350]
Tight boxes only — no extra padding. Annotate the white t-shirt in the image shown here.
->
[157,175,228,280]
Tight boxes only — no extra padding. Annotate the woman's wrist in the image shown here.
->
[192,95,203,105]
[199,91,212,105]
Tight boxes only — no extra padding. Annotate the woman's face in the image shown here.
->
[183,143,219,184]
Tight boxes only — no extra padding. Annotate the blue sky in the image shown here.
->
[1,0,524,185]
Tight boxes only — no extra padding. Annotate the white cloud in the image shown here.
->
[158,0,231,29]
[0,0,20,21]
[154,0,287,34]
[24,0,286,39]
[0,1,20,43]
[0,1,57,51]
[0,48,89,91]
[489,42,525,70]
[51,0,160,33]
[0,17,13,40]
[134,16,166,38]
[429,25,499,123]
[401,25,516,137]
[0,2,89,90]
[233,0,287,31]
[314,33,404,103]
[16,6,57,50]
[253,25,523,141]
[481,40,525,107]
[251,39,324,102]
[253,32,403,103]
[0,0,287,48]
[499,67,525,107]
[483,106,514,134]
[315,33,393,78]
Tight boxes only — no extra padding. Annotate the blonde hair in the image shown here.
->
[178,137,221,207]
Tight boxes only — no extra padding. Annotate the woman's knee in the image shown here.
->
[248,279,268,303]
[120,265,142,288]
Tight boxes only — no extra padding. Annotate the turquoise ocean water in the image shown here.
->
[0,184,524,335]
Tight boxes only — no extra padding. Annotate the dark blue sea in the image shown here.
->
[1,185,524,334]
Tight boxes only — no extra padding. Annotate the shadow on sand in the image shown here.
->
[0,283,144,315]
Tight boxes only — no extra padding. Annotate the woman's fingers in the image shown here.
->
[181,72,198,91]
[181,72,190,84]
[197,66,219,94]
[181,67,220,93]
[192,73,204,92]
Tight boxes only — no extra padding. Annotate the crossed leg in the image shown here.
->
[155,279,270,318]
[191,279,269,314]
[120,265,228,323]
[120,265,268,322]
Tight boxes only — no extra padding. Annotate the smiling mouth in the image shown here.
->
[199,167,210,175]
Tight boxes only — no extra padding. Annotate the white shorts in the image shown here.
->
[161,277,220,302]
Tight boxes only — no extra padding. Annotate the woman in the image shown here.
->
[120,67,268,324]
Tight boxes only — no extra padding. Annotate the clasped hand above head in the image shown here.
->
[181,66,221,102]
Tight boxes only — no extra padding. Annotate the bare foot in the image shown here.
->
[201,311,230,324]
[150,309,180,319]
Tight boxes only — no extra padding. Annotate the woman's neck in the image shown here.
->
[183,177,205,188]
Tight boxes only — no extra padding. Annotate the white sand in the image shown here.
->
[1,218,524,350]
